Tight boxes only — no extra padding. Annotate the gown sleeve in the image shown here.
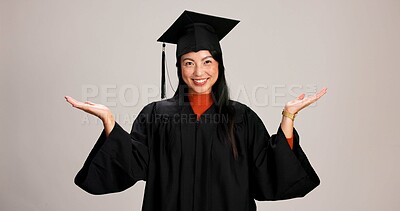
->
[74,104,153,195]
[246,108,320,201]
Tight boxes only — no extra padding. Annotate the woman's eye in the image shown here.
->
[185,61,193,66]
[204,60,212,65]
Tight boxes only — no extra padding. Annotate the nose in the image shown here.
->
[193,65,204,77]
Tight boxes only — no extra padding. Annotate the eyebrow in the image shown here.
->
[182,56,213,62]
[201,56,213,61]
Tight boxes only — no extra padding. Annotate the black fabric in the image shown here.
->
[75,95,320,211]
[157,10,240,57]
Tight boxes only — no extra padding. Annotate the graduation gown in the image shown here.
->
[75,95,320,211]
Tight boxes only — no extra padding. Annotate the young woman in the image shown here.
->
[65,10,327,211]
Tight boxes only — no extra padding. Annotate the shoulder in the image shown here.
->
[140,96,181,116]
[229,100,247,113]
[229,100,259,123]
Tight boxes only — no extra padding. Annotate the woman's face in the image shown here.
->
[180,50,219,95]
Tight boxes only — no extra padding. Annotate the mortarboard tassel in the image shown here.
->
[161,43,166,99]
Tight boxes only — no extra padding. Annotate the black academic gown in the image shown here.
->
[75,95,320,211]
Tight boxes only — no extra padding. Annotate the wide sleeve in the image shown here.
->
[246,108,320,201]
[74,104,153,195]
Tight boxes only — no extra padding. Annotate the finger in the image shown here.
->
[315,88,327,100]
[85,101,96,106]
[65,96,86,109]
[292,88,327,112]
[64,95,72,102]
[307,88,327,104]
[304,96,316,105]
[297,93,305,100]
[317,88,327,98]
[65,96,79,106]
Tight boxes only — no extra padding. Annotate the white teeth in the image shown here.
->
[194,79,207,83]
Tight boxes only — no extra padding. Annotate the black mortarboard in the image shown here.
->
[157,10,240,98]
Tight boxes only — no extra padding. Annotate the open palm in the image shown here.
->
[64,96,112,121]
[284,88,327,114]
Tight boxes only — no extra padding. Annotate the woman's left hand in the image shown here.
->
[284,87,327,114]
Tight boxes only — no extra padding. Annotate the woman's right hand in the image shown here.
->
[64,96,115,136]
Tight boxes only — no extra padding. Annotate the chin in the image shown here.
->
[189,87,211,94]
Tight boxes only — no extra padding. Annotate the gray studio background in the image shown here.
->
[1,0,399,210]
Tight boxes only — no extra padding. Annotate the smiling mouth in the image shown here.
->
[192,78,208,86]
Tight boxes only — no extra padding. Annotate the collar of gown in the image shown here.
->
[188,93,214,120]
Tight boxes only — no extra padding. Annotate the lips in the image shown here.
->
[192,78,208,86]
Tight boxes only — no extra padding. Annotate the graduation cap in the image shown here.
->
[157,10,240,98]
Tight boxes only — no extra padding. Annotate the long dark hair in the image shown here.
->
[174,50,238,159]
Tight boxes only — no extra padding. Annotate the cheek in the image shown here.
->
[211,65,219,80]
[181,68,191,82]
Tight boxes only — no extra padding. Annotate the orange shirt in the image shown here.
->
[287,136,293,150]
[188,93,293,150]
[188,93,214,120]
